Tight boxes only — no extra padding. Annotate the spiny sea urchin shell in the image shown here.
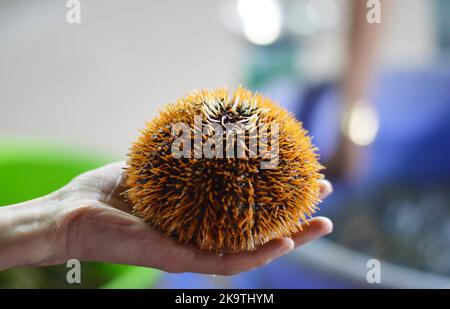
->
[124,87,323,252]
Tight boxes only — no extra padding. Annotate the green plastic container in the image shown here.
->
[0,139,161,288]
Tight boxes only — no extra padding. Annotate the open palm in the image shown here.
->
[51,162,333,275]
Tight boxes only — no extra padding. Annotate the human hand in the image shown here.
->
[0,162,333,275]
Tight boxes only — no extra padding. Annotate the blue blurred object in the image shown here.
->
[158,257,359,288]
[270,67,450,186]
[369,68,450,185]
[159,67,450,288]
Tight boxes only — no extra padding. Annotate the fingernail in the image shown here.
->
[320,217,333,235]
[319,179,333,195]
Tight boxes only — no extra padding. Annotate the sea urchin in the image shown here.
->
[124,87,323,253]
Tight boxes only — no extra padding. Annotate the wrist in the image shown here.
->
[0,193,64,270]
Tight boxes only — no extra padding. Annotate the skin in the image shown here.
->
[0,162,333,275]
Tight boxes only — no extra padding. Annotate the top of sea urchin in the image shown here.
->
[124,87,323,253]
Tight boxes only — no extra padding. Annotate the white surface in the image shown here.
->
[0,0,436,157]
[0,0,244,157]
[291,238,450,288]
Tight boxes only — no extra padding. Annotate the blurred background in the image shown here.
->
[1,0,450,288]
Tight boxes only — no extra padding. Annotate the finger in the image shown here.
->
[77,161,132,212]
[97,162,131,211]
[291,216,333,247]
[183,238,294,275]
[318,179,333,200]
